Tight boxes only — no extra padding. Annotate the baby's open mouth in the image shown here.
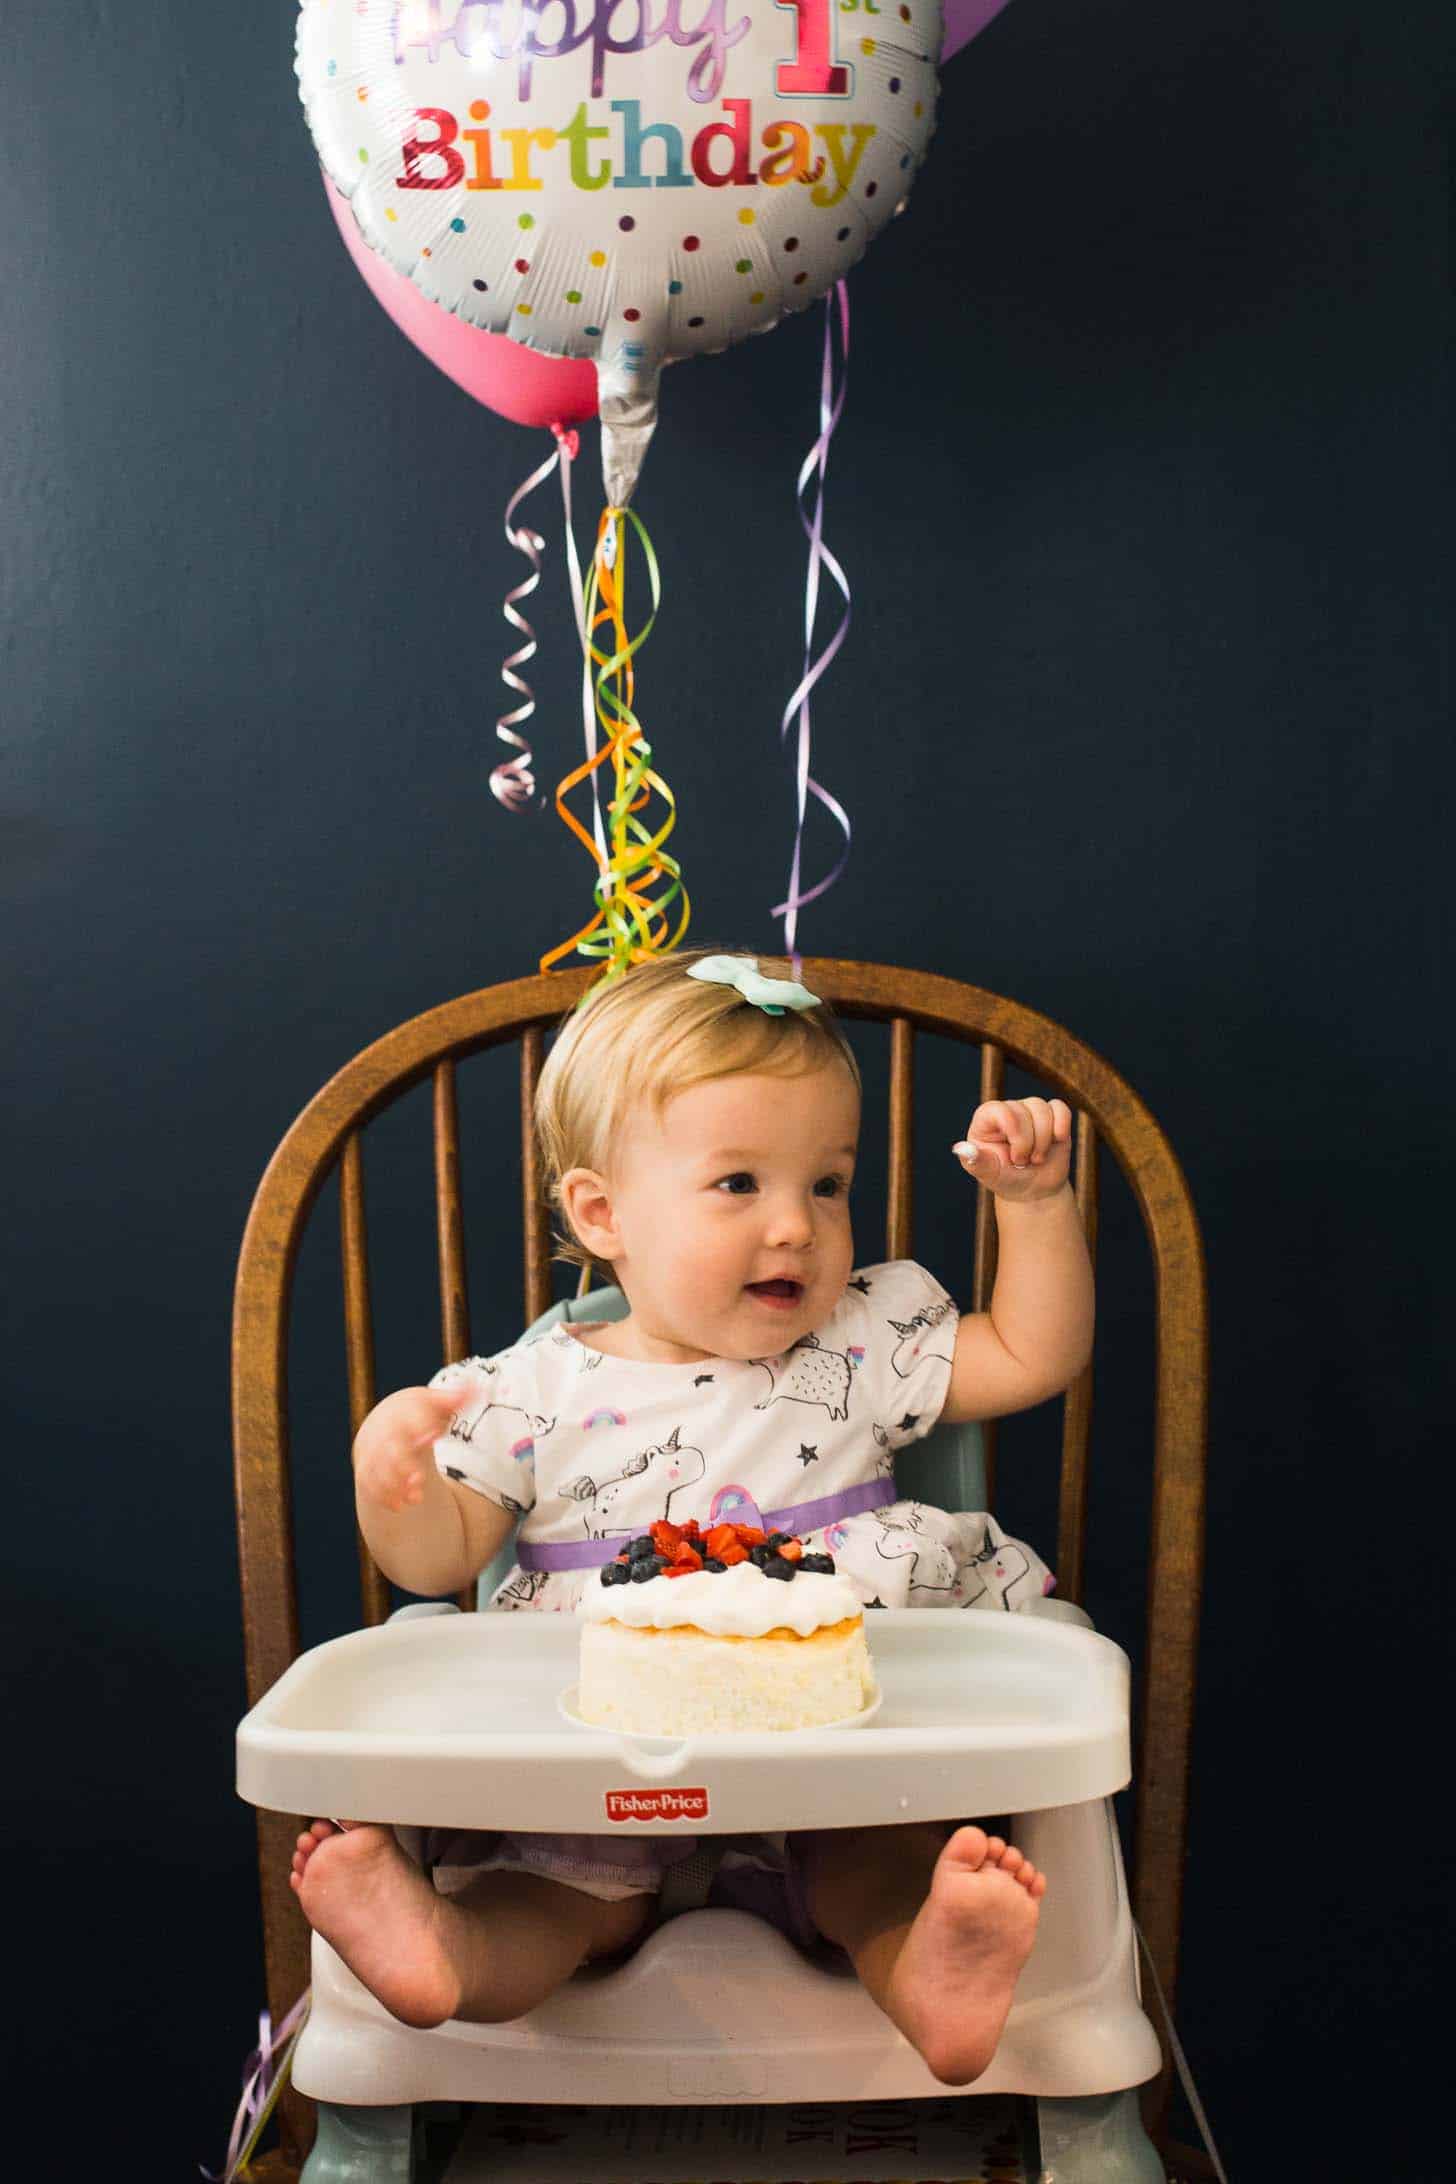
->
[746,1279,803,1302]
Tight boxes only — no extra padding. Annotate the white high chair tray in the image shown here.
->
[237,1609,1129,1833]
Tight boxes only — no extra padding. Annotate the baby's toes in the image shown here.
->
[995,1846,1025,1879]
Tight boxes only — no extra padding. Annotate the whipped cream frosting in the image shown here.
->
[578,1561,863,1638]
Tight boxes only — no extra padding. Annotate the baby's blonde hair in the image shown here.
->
[536,949,862,1272]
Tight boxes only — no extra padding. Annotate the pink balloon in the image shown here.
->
[323,177,598,430]
[943,0,1014,63]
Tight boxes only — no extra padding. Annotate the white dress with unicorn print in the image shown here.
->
[429,1259,1052,1615]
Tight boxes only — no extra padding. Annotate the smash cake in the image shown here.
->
[576,1519,876,1735]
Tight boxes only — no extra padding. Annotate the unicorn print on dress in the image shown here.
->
[952,1519,1041,1611]
[549,1324,605,1372]
[492,1567,550,1609]
[871,1532,958,1598]
[862,1502,958,1598]
[559,1426,707,1539]
[438,1359,556,1453]
[752,1333,859,1422]
[441,1470,528,1523]
[888,1295,957,1380]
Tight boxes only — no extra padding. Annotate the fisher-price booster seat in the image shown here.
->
[232,961,1208,2182]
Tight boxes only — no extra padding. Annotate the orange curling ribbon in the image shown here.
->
[541,505,688,988]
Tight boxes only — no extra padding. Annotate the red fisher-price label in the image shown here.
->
[604,1786,710,1824]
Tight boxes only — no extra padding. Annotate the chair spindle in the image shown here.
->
[340,1130,390,1628]
[521,1027,553,1325]
[433,1061,478,1613]
[974,1043,1005,1508]
[886,1017,914,1260]
[1056,1113,1100,1605]
[433,1060,472,1365]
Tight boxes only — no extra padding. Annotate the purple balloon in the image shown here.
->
[943,0,1014,63]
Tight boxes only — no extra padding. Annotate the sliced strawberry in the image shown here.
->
[705,1524,739,1561]
[671,1543,703,1571]
[732,1524,766,1547]
[717,1542,750,1566]
[614,1552,630,1565]
[777,1539,804,1561]
[678,1518,702,1539]
[650,1520,683,1555]
[663,1561,697,1578]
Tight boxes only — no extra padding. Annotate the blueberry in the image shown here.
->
[704,1558,727,1572]
[629,1557,663,1582]
[765,1531,792,1549]
[763,1557,795,1580]
[799,1553,836,1574]
[749,1544,773,1568]
[600,1562,630,1586]
[628,1536,656,1561]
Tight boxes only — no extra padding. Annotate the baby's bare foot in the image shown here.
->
[888,1826,1045,2086]
[289,1821,463,2029]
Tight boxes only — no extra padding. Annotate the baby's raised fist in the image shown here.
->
[952,1096,1074,1200]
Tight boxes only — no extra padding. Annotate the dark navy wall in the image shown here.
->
[4,2,1450,2175]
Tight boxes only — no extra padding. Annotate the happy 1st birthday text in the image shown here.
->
[394,0,869,105]
[400,97,877,205]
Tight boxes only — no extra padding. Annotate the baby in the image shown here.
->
[291,949,1094,2087]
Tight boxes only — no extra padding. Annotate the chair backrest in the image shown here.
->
[233,959,1206,2083]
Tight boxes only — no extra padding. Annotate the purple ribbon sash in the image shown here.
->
[514,1475,896,1573]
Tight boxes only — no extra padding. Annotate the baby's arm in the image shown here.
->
[354,1382,514,1596]
[940,1098,1094,1424]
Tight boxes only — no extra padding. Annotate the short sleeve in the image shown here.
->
[852,1260,960,1450]
[429,1351,539,1520]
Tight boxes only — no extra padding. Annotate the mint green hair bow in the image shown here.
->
[685,954,822,1016]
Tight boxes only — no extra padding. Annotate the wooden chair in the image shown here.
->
[232,959,1209,2180]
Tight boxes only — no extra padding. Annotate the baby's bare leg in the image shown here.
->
[291,1822,651,2029]
[799,1821,1044,2087]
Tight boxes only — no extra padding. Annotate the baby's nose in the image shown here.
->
[766,1196,815,1247]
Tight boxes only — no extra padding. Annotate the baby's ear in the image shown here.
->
[557,1167,620,1260]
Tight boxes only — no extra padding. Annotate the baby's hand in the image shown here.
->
[352,1382,473,1515]
[953,1098,1073,1201]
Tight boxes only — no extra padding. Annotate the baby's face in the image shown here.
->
[607,1062,860,1360]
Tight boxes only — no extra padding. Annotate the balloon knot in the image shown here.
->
[550,422,580,461]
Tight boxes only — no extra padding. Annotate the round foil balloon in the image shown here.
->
[297,0,941,500]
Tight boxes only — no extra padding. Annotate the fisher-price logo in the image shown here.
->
[605,1786,710,1822]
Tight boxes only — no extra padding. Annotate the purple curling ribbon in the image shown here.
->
[490,425,582,814]
[773,281,853,975]
[201,1991,310,2183]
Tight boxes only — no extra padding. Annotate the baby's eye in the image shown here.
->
[814,1176,848,1198]
[715,1172,757,1195]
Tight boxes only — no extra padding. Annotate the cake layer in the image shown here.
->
[578,1615,876,1735]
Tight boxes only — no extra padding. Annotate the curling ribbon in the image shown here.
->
[541,504,689,987]
[201,1990,310,2184]
[490,423,582,815]
[773,281,854,975]
[557,428,608,869]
